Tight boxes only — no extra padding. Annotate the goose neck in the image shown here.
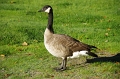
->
[47,10,54,33]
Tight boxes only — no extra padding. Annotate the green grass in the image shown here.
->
[0,0,120,79]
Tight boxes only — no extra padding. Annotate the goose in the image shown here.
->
[38,5,98,71]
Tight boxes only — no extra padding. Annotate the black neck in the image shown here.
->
[47,9,54,33]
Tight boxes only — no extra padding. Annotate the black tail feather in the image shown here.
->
[87,52,98,57]
[88,45,97,49]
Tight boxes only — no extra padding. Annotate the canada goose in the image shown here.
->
[38,5,98,71]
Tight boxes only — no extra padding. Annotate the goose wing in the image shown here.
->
[53,34,96,52]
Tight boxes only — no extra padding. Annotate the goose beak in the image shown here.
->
[38,9,43,12]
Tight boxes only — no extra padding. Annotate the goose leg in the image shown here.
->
[56,57,67,71]
[60,57,67,70]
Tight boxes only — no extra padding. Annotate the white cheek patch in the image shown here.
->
[45,7,51,13]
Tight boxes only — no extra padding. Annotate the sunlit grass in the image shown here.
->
[0,0,120,79]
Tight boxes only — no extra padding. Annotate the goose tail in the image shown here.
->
[68,51,98,59]
[86,52,98,57]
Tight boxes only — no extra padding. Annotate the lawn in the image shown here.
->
[0,0,120,79]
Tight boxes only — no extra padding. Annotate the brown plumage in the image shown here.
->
[38,5,98,71]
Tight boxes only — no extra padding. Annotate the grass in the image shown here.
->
[0,0,120,79]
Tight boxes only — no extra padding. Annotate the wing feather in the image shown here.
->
[53,34,96,52]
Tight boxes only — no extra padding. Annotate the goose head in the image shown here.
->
[38,5,52,13]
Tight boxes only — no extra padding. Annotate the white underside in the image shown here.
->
[68,51,88,59]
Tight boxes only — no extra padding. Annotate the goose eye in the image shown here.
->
[44,7,48,10]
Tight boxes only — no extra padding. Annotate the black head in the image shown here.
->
[38,5,52,13]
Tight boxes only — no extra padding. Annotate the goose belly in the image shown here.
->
[44,42,69,58]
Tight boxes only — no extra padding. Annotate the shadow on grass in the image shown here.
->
[86,53,120,63]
